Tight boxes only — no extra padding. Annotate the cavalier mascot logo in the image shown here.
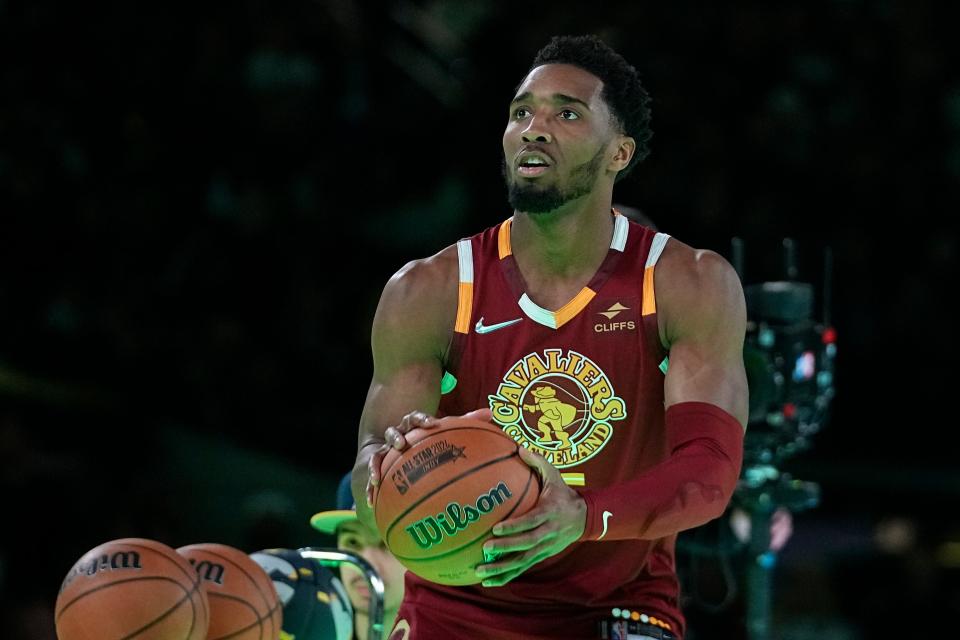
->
[488,349,626,468]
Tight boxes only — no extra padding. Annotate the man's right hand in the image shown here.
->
[365,408,493,507]
[366,411,440,507]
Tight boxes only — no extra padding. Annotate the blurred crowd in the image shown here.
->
[3,0,959,456]
[3,0,960,637]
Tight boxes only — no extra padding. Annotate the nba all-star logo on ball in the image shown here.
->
[488,349,626,468]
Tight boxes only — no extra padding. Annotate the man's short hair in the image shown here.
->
[531,35,653,181]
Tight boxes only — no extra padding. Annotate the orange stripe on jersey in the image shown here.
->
[454,281,473,334]
[498,219,513,259]
[555,287,597,328]
[642,266,656,316]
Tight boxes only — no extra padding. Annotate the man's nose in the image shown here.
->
[521,117,553,144]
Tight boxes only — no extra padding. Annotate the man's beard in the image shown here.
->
[503,145,606,214]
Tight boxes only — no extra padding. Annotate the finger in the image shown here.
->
[492,509,549,536]
[516,445,554,481]
[482,530,544,556]
[368,445,389,486]
[478,549,550,587]
[481,566,524,587]
[463,407,493,422]
[475,545,536,577]
[399,411,438,433]
[384,427,408,451]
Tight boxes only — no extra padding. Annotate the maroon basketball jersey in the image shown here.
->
[398,213,684,639]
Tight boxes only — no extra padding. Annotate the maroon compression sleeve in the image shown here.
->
[578,401,744,542]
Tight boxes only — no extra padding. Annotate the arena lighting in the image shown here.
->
[733,237,835,640]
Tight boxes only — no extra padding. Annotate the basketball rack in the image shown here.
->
[299,548,385,640]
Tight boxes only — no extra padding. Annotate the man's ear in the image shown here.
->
[609,136,636,173]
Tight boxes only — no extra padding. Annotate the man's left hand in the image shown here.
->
[475,446,586,587]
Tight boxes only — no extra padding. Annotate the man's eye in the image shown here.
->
[560,109,579,120]
[340,537,362,550]
[514,107,530,119]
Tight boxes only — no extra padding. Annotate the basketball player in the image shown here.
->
[350,35,747,640]
[311,473,407,640]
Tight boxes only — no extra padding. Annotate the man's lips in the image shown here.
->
[351,578,369,596]
[515,146,554,176]
[517,165,550,177]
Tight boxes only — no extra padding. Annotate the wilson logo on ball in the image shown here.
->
[189,559,226,585]
[404,481,513,550]
[60,551,143,593]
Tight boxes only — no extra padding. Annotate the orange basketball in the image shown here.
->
[55,537,209,640]
[374,415,540,585]
[177,543,283,640]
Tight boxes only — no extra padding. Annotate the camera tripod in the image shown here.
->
[736,465,820,640]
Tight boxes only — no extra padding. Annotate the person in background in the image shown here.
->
[311,472,407,640]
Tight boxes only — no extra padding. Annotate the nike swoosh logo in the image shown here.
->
[598,510,613,540]
[475,317,522,334]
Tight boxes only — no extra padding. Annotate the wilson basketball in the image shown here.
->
[177,543,283,640]
[374,415,540,585]
[55,537,209,640]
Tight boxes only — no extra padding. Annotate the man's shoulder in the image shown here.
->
[386,243,459,299]
[654,237,744,343]
[657,237,739,294]
[374,243,461,342]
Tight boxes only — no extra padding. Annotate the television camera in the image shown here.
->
[733,237,836,640]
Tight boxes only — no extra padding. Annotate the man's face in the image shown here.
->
[336,520,406,615]
[502,63,622,214]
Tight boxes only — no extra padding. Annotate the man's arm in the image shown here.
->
[576,240,748,541]
[659,243,748,423]
[349,247,458,534]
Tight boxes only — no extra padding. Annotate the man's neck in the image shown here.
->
[511,192,614,278]
[510,192,615,308]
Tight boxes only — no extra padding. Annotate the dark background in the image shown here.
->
[2,1,958,637]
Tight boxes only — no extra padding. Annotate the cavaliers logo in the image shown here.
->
[487,349,626,468]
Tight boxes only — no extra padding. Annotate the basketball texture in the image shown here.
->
[375,415,540,586]
[250,548,354,640]
[177,543,282,640]
[55,537,209,640]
